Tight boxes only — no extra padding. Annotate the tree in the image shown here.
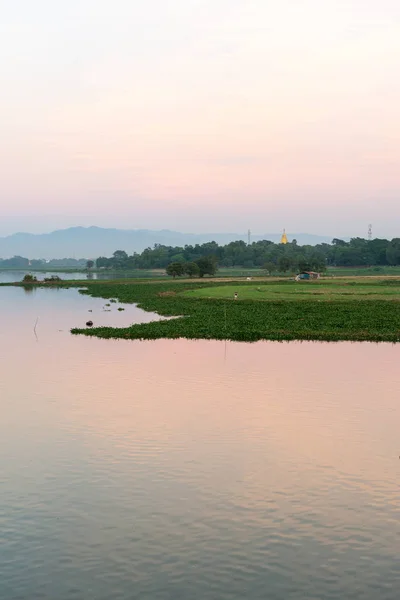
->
[96,256,111,268]
[2,255,30,268]
[30,259,45,268]
[264,261,276,275]
[368,239,388,265]
[184,262,200,277]
[386,238,400,265]
[278,255,292,273]
[166,262,185,278]
[295,254,310,272]
[112,250,128,269]
[195,256,217,277]
[334,246,365,266]
[170,253,185,263]
[22,274,37,283]
[308,251,326,272]
[113,250,128,260]
[86,260,94,269]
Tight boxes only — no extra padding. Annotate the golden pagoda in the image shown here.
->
[280,229,288,244]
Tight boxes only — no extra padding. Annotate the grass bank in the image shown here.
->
[182,280,400,301]
[69,278,400,343]
[326,266,400,277]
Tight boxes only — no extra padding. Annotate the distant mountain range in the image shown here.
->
[0,227,334,259]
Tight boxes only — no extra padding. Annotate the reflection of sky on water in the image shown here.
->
[0,271,165,283]
[0,285,167,335]
[1,285,400,599]
[0,271,91,283]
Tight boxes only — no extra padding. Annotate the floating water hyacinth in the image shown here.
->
[69,278,400,343]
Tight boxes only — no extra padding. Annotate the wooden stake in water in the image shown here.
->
[34,317,39,341]
[224,304,227,361]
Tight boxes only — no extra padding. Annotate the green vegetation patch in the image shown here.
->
[70,278,400,343]
[182,281,400,301]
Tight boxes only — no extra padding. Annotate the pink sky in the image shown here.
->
[1,0,399,237]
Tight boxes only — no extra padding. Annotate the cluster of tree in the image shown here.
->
[166,256,217,278]
[45,258,88,268]
[22,273,37,283]
[0,256,34,268]
[96,238,400,273]
[21,274,63,284]
[3,237,400,273]
[0,257,88,268]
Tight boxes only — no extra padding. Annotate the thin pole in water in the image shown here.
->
[34,317,39,341]
[224,304,227,362]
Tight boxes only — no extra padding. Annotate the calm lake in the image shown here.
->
[1,286,400,599]
[0,271,92,283]
[0,271,161,284]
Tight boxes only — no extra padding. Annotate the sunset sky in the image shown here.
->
[1,0,399,237]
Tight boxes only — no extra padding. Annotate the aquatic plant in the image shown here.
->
[71,278,400,343]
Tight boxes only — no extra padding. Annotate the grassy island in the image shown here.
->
[66,277,400,343]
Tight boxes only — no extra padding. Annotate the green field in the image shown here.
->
[327,266,400,277]
[182,280,400,302]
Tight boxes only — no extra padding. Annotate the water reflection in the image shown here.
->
[22,284,35,294]
[0,270,90,283]
[1,287,400,599]
[0,285,168,339]
[0,270,166,283]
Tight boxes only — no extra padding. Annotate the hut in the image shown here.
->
[295,271,320,281]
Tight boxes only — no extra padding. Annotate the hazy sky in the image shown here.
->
[1,0,399,237]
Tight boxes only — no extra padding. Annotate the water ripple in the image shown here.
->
[1,292,400,598]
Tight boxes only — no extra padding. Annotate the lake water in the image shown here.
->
[1,286,400,599]
[0,271,91,283]
[0,271,162,283]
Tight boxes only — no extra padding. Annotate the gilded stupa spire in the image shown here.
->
[280,229,288,244]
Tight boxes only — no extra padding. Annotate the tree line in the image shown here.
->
[2,237,400,273]
[0,256,87,268]
[96,237,400,273]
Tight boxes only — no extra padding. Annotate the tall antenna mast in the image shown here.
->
[247,229,251,245]
[368,224,372,241]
